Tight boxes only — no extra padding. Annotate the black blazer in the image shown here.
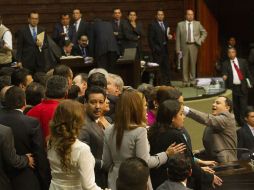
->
[0,109,50,190]
[122,20,143,49]
[148,20,169,53]
[91,20,119,58]
[0,125,28,190]
[52,23,75,47]
[111,19,124,43]
[222,58,252,94]
[237,124,254,159]
[148,126,213,190]
[16,25,48,72]
[73,19,90,43]
[71,45,90,57]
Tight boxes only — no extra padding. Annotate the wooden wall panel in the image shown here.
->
[197,0,219,77]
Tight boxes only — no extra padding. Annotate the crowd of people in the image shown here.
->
[0,5,254,190]
[0,63,253,190]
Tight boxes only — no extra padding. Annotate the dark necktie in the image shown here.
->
[187,22,191,42]
[160,22,165,31]
[81,48,86,57]
[232,60,243,80]
[32,27,37,42]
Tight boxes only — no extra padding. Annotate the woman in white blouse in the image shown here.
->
[47,100,102,190]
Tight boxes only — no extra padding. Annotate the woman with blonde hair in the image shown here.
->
[47,100,102,190]
[102,90,185,190]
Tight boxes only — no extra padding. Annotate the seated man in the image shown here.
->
[116,157,150,190]
[237,106,254,160]
[157,154,192,190]
[61,40,73,56]
[185,96,237,163]
[72,34,90,58]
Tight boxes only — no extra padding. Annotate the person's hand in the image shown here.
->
[222,75,227,81]
[201,166,215,174]
[167,34,173,40]
[60,32,67,36]
[113,32,119,36]
[166,142,186,157]
[26,153,35,169]
[198,160,217,167]
[212,175,223,188]
[17,62,23,68]
[98,116,111,129]
[183,106,190,116]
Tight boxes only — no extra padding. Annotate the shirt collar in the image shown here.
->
[15,109,23,113]
[247,124,254,131]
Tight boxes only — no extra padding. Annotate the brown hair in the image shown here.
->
[48,100,85,171]
[114,90,146,150]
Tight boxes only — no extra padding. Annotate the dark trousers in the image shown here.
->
[152,45,171,86]
[232,85,248,126]
[96,51,118,73]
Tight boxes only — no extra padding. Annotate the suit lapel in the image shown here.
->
[244,125,254,141]
[86,114,104,138]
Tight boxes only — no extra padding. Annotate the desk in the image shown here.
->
[215,161,254,190]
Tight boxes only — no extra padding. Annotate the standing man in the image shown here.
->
[52,13,75,48]
[111,8,124,55]
[72,9,90,45]
[176,9,207,87]
[0,15,13,68]
[148,9,173,85]
[184,96,237,163]
[16,11,49,73]
[222,47,253,126]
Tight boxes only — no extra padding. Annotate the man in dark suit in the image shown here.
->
[0,125,34,190]
[72,9,90,45]
[222,47,253,126]
[92,19,119,72]
[79,86,108,188]
[52,13,75,48]
[16,11,49,73]
[72,35,90,57]
[237,106,254,159]
[111,8,124,55]
[0,86,50,190]
[148,10,173,85]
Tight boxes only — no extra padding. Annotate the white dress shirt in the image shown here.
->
[75,18,81,32]
[29,25,37,37]
[248,124,254,137]
[63,25,69,40]
[230,57,241,85]
[185,21,194,42]
[1,24,12,50]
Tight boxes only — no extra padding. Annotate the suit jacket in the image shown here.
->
[122,20,143,49]
[222,58,252,94]
[111,19,124,54]
[73,19,90,44]
[237,124,254,159]
[71,45,90,57]
[0,125,28,190]
[92,20,119,58]
[188,109,237,162]
[176,20,207,53]
[0,109,50,190]
[52,23,75,47]
[148,126,213,190]
[16,25,49,72]
[157,180,192,190]
[148,20,169,53]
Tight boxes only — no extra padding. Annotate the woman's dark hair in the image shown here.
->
[148,100,181,141]
[48,100,85,171]
[156,87,182,105]
[167,154,192,182]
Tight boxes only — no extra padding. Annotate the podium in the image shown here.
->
[214,161,254,190]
